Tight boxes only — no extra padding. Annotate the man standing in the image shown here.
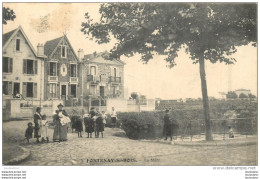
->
[163,109,172,141]
[110,107,117,128]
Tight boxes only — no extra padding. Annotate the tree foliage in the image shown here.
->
[248,93,256,98]
[81,3,257,141]
[81,3,256,66]
[239,93,248,98]
[226,91,238,99]
[130,92,138,100]
[3,7,16,25]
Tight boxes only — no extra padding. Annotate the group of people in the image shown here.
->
[25,104,118,143]
[25,107,49,143]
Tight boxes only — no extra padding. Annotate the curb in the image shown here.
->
[174,141,257,147]
[142,139,257,147]
[3,146,31,165]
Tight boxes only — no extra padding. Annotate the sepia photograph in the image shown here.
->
[1,1,257,172]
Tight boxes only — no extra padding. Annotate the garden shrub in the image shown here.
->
[118,102,257,140]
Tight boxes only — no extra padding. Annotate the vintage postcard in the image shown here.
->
[1,1,258,178]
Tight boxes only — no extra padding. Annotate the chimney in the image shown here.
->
[78,49,84,62]
[37,43,44,56]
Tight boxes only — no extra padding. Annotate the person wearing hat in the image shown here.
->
[34,107,42,143]
[163,109,173,141]
[53,103,70,142]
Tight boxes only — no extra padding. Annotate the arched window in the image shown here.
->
[90,66,96,75]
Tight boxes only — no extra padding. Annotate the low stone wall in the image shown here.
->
[3,99,63,120]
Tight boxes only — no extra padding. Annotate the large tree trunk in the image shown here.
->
[199,57,213,141]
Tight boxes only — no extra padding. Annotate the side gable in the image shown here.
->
[3,26,39,58]
[45,35,78,62]
[64,35,78,61]
[44,36,63,57]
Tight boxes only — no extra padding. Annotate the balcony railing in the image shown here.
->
[109,76,121,83]
[87,75,100,82]
[70,77,78,83]
[48,76,58,82]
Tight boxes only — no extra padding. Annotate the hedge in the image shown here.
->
[118,106,257,140]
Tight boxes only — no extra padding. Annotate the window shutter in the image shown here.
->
[9,58,13,73]
[23,60,27,74]
[56,84,60,99]
[33,83,37,98]
[8,82,13,95]
[47,62,50,76]
[34,61,38,74]
[46,83,50,99]
[57,63,60,76]
[23,82,27,97]
[77,64,79,77]
[68,64,71,77]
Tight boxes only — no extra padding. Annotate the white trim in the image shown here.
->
[89,64,98,75]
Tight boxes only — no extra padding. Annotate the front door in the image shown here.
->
[61,85,67,101]
[100,86,104,98]
[13,83,20,96]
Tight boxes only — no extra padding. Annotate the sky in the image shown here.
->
[3,3,257,99]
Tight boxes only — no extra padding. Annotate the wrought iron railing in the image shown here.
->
[109,76,121,83]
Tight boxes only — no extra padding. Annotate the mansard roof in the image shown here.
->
[84,51,125,66]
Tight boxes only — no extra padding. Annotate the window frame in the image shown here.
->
[61,45,67,58]
[49,83,57,98]
[89,85,96,95]
[23,59,38,75]
[3,57,13,73]
[26,82,34,98]
[3,81,9,95]
[16,39,20,51]
[70,63,77,77]
[49,62,57,76]
[90,66,96,75]
[70,84,77,98]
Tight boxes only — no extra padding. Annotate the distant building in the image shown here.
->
[234,89,251,97]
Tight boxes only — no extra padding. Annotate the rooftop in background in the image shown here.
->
[83,51,125,66]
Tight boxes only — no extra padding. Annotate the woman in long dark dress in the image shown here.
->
[96,113,104,138]
[34,107,42,143]
[163,109,172,141]
[83,114,94,138]
[53,103,69,142]
[75,117,83,137]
